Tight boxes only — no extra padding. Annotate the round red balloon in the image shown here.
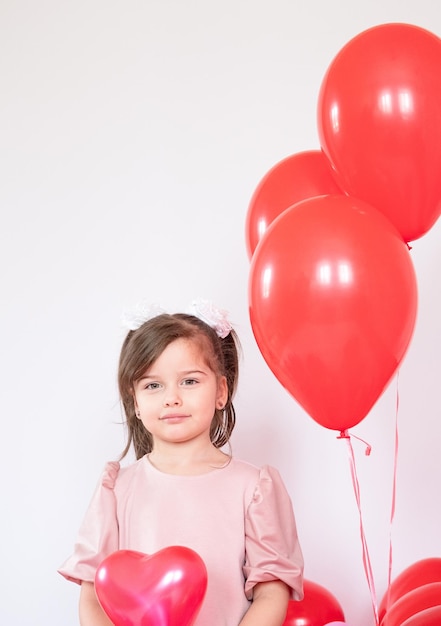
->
[283,579,345,626]
[381,582,441,626]
[95,547,207,626]
[249,194,417,432]
[245,150,342,258]
[318,23,441,242]
[379,558,441,621]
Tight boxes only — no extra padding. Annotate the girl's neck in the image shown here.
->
[148,441,230,475]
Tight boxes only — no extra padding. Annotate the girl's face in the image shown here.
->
[133,337,228,448]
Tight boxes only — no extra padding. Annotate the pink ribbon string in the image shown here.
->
[338,430,379,625]
[385,372,400,612]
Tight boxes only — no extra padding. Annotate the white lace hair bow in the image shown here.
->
[121,298,233,338]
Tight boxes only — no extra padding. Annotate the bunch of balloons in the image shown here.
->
[378,558,441,625]
[247,22,441,434]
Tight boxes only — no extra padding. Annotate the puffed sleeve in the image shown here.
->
[58,462,120,585]
[243,465,304,600]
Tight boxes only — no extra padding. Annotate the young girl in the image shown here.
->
[59,300,304,626]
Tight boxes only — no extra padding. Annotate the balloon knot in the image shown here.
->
[337,430,372,455]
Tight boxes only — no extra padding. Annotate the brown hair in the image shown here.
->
[118,313,240,460]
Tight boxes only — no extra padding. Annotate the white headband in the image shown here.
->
[121,298,233,339]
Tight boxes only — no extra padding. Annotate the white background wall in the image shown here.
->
[1,1,440,625]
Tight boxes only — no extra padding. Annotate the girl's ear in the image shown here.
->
[132,392,141,419]
[216,376,228,409]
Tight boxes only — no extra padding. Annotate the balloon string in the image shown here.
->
[385,372,400,611]
[337,430,379,625]
[346,432,372,456]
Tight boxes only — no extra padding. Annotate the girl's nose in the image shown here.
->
[164,387,182,406]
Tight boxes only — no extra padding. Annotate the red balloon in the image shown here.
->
[401,605,441,626]
[318,23,441,242]
[381,582,441,626]
[95,547,207,626]
[283,579,345,626]
[379,558,441,621]
[245,150,342,258]
[249,195,417,432]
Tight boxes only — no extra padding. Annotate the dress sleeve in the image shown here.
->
[243,465,304,601]
[57,461,120,585]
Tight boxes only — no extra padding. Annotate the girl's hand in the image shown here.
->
[79,581,113,626]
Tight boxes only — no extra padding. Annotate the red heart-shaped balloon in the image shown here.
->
[95,547,208,626]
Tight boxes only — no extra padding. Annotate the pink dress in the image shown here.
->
[59,456,303,625]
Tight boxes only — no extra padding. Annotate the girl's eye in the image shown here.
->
[182,378,198,386]
[146,382,161,390]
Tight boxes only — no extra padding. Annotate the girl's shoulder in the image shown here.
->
[229,457,281,479]
[228,457,261,477]
[228,458,286,491]
[99,456,146,489]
